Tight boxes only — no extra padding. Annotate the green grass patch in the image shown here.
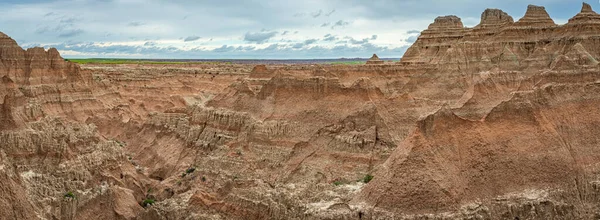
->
[362,174,374,184]
[64,191,76,199]
[66,58,227,65]
[141,199,155,207]
[327,61,365,65]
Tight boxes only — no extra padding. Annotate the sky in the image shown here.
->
[0,0,593,59]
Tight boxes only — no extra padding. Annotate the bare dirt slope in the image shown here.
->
[2,3,600,220]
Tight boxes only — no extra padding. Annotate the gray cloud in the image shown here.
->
[407,30,421,34]
[311,10,323,18]
[244,31,278,44]
[36,19,84,38]
[127,21,146,27]
[144,41,157,46]
[293,12,306,17]
[331,20,350,29]
[349,37,369,45]
[323,34,337,41]
[27,40,408,59]
[60,17,77,24]
[213,45,236,53]
[343,36,378,45]
[292,39,318,48]
[405,35,419,43]
[184,36,201,42]
[321,22,330,27]
[57,29,84,38]
[325,9,336,16]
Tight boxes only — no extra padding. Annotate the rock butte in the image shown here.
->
[2,2,600,220]
[365,54,384,64]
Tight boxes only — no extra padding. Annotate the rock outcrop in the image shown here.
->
[0,32,145,220]
[366,54,384,64]
[0,32,83,85]
[568,2,600,24]
[400,3,600,72]
[513,5,556,27]
[476,8,514,29]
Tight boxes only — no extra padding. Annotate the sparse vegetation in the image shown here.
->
[181,173,187,178]
[114,140,126,147]
[362,174,374,184]
[64,191,76,199]
[327,61,365,65]
[68,58,228,65]
[201,176,206,182]
[186,167,196,174]
[333,181,344,186]
[141,199,155,207]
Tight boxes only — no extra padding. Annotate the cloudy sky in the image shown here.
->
[0,0,592,59]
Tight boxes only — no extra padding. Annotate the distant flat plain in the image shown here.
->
[66,58,399,65]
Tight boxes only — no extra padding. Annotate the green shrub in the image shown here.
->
[185,167,196,174]
[362,174,374,184]
[201,176,206,182]
[181,173,186,178]
[64,192,76,199]
[141,199,155,207]
[333,181,343,186]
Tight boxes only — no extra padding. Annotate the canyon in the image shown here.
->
[2,3,600,220]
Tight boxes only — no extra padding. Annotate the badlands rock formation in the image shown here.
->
[2,2,600,220]
[366,54,384,64]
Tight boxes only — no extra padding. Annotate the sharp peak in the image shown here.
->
[581,2,594,13]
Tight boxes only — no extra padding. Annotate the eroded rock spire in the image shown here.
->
[567,2,600,24]
[514,5,556,27]
[476,8,514,29]
[428,15,464,30]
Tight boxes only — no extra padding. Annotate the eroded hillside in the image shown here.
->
[2,3,600,220]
